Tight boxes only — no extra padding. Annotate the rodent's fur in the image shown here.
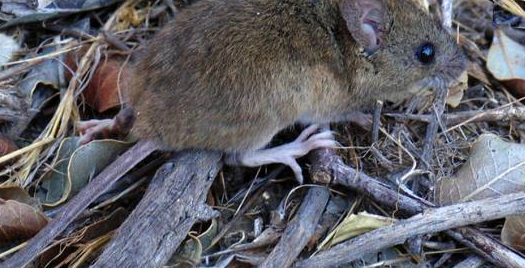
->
[128,0,467,153]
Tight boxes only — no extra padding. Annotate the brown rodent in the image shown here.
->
[79,0,467,182]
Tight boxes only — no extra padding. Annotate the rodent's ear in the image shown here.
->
[339,0,389,53]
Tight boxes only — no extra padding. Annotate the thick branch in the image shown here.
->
[92,150,222,267]
[260,186,330,268]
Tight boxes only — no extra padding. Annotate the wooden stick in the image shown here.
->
[307,148,525,267]
[92,150,222,267]
[441,0,453,31]
[420,86,447,170]
[1,140,161,268]
[260,187,330,268]
[296,191,525,268]
[388,106,525,128]
[445,227,524,268]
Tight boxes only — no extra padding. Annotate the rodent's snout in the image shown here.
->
[437,46,468,88]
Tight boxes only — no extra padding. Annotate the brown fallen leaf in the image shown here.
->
[0,198,49,245]
[65,50,130,113]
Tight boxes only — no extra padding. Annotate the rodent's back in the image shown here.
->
[128,0,356,151]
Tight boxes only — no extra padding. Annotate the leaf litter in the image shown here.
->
[1,0,525,267]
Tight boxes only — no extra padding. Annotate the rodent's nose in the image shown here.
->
[447,48,468,75]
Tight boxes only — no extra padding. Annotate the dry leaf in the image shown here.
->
[488,28,525,81]
[0,185,41,209]
[435,134,525,250]
[502,215,525,251]
[320,212,394,248]
[0,33,19,67]
[487,28,525,96]
[0,199,49,245]
[435,134,525,205]
[36,138,131,207]
[447,70,468,108]
[66,50,130,112]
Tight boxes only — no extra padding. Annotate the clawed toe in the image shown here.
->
[282,157,304,184]
[231,125,339,184]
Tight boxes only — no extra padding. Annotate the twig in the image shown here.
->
[441,0,453,31]
[307,148,525,267]
[92,150,223,267]
[208,169,279,250]
[0,58,47,81]
[296,191,525,268]
[42,22,95,40]
[387,106,525,127]
[101,30,131,52]
[260,187,330,268]
[1,140,161,268]
[372,100,383,143]
[420,86,447,170]
[310,148,427,215]
[445,227,523,268]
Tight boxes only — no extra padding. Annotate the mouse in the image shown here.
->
[78,0,468,183]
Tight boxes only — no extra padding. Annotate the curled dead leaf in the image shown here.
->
[0,134,18,168]
[35,138,132,207]
[0,199,49,245]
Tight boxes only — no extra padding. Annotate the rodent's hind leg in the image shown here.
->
[225,124,338,184]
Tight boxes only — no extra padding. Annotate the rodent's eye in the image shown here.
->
[416,43,435,64]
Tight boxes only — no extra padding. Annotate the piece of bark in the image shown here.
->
[260,187,330,268]
[308,148,525,268]
[296,191,525,268]
[92,150,222,268]
[1,140,161,268]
